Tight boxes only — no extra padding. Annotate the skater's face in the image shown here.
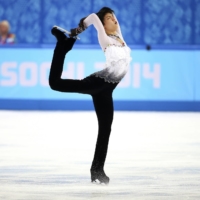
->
[103,13,118,34]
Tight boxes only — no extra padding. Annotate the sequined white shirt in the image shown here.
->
[83,13,132,83]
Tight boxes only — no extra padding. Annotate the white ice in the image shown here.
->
[0,111,200,200]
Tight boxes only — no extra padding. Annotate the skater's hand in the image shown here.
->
[70,27,84,37]
[69,28,78,37]
[69,17,87,38]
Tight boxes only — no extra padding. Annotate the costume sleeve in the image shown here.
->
[83,13,109,50]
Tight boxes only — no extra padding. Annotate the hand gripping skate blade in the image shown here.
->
[53,25,80,40]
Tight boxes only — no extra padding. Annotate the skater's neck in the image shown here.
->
[106,31,117,35]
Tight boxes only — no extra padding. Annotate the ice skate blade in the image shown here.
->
[53,25,80,40]
[91,179,107,186]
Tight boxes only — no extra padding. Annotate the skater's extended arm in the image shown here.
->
[83,13,109,50]
[70,12,123,50]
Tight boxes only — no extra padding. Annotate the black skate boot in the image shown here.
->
[51,26,68,41]
[90,169,110,185]
[51,26,77,53]
[51,25,80,41]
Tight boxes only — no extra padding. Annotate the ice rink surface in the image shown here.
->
[0,111,200,200]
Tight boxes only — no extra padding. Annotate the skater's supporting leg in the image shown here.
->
[91,92,115,171]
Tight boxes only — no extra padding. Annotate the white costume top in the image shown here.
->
[83,13,132,83]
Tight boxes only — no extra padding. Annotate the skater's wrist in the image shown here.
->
[78,17,87,30]
[70,27,83,37]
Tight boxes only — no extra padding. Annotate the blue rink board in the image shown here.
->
[0,99,200,111]
[0,48,200,111]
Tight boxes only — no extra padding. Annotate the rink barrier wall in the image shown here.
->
[0,45,200,111]
[0,100,200,112]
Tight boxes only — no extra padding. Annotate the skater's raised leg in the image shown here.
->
[49,27,103,94]
[49,27,78,92]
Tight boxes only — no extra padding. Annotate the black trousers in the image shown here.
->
[49,38,118,171]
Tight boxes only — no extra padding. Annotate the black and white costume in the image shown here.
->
[84,13,132,83]
[49,12,132,184]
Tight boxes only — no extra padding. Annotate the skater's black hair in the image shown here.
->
[96,7,115,25]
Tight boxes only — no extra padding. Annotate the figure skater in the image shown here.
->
[49,7,132,184]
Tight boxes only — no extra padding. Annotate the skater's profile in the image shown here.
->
[49,7,132,184]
